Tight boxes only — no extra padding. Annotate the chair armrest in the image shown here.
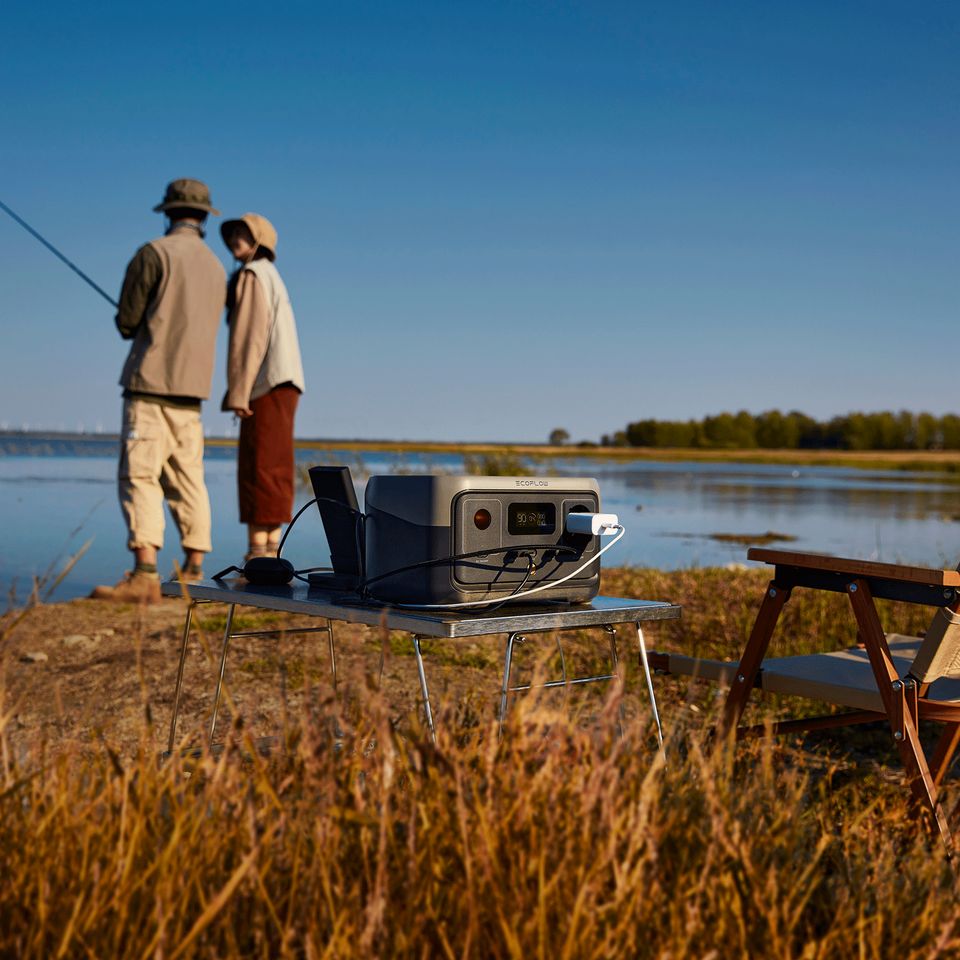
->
[748,548,960,588]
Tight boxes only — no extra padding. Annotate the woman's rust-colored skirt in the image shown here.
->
[237,384,300,526]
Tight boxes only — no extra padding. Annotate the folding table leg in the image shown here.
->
[636,624,664,750]
[411,634,436,743]
[931,723,960,787]
[604,625,625,740]
[167,600,197,754]
[209,603,236,743]
[555,635,569,696]
[498,632,522,739]
[325,619,338,692]
[848,580,953,846]
[720,581,790,738]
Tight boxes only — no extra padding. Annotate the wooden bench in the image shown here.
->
[651,548,960,846]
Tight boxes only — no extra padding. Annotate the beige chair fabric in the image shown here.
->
[909,606,960,683]
[663,637,960,714]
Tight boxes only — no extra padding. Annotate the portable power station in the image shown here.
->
[363,475,604,605]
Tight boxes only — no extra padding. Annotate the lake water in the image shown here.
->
[3,447,960,603]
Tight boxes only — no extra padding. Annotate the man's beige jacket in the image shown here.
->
[119,227,226,399]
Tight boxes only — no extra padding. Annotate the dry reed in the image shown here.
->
[2,564,958,957]
[1,678,958,957]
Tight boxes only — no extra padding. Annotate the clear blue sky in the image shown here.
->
[1,1,957,442]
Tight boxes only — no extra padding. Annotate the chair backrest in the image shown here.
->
[910,605,960,682]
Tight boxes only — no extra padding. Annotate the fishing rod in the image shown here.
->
[0,198,118,308]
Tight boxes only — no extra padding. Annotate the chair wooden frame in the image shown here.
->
[651,548,960,847]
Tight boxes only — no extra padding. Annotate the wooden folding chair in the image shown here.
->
[651,548,960,847]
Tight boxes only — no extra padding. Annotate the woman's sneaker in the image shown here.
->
[244,544,279,563]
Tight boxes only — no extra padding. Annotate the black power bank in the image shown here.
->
[307,466,363,590]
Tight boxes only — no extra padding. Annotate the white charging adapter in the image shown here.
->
[565,512,621,536]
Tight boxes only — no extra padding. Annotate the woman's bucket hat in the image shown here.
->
[153,178,220,215]
[220,213,278,261]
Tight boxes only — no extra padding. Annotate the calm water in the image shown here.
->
[3,448,960,603]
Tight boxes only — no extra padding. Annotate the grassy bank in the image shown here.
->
[210,436,960,476]
[2,566,958,956]
[3,696,955,958]
[7,431,960,475]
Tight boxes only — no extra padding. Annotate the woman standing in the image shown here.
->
[221,214,305,560]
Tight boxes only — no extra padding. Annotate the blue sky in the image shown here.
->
[0,1,957,442]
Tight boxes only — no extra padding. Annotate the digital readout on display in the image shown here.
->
[507,502,556,536]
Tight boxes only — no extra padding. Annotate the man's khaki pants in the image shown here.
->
[119,398,212,553]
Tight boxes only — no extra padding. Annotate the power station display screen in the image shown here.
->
[507,502,556,535]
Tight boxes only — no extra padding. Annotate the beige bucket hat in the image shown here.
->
[153,178,220,215]
[220,213,278,261]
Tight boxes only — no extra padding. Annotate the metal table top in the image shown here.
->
[161,579,681,639]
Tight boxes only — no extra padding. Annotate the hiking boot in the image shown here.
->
[169,562,204,583]
[90,570,161,604]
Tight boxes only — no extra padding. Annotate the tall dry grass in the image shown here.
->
[2,562,958,957]
[1,669,958,958]
[603,565,936,660]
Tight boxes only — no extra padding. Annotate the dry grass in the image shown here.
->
[205,435,960,477]
[2,566,960,957]
[1,686,958,958]
[602,565,934,660]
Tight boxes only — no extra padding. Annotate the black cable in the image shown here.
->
[275,498,317,559]
[359,543,578,592]
[324,544,571,608]
[0,199,119,307]
[259,494,585,610]
[293,565,334,584]
[360,551,544,611]
[275,496,363,561]
[460,552,537,613]
[278,491,576,594]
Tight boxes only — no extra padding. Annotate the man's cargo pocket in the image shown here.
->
[119,406,163,480]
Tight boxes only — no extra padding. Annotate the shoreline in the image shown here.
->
[277,439,960,473]
[5,432,960,475]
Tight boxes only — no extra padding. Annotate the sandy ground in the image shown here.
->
[2,591,663,759]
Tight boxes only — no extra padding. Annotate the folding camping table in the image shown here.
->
[161,578,681,751]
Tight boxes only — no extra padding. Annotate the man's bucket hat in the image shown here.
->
[220,213,278,261]
[153,178,220,216]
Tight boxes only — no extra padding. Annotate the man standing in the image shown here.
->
[91,179,226,603]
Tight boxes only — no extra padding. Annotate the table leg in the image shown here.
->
[604,625,625,740]
[325,619,338,692]
[411,634,436,743]
[555,635,569,699]
[720,581,789,737]
[636,623,664,750]
[167,600,197,754]
[209,603,236,743]
[848,580,951,844]
[931,723,960,787]
[498,632,523,738]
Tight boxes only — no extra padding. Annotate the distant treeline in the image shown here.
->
[601,410,960,451]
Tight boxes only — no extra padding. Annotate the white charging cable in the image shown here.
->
[387,517,625,610]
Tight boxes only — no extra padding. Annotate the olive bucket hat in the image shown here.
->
[220,213,278,261]
[153,178,220,215]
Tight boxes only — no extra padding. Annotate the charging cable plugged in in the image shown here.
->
[565,512,621,536]
[215,488,627,611]
[386,522,626,609]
